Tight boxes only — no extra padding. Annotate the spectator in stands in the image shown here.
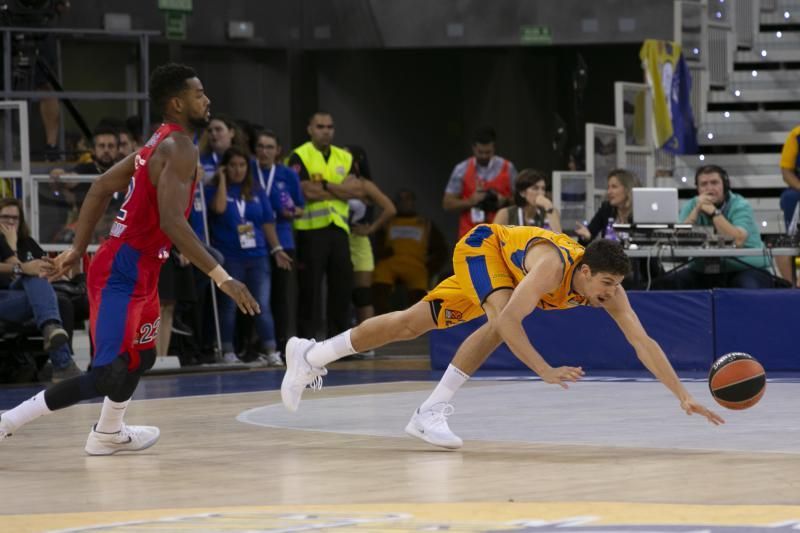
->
[42,125,120,244]
[117,127,139,159]
[251,130,304,354]
[663,164,773,289]
[200,115,242,182]
[442,127,517,238]
[157,249,196,363]
[575,168,638,242]
[575,169,663,289]
[288,111,363,340]
[776,124,800,282]
[0,198,81,382]
[207,146,291,365]
[49,124,119,181]
[373,189,448,315]
[494,169,562,232]
[344,145,396,331]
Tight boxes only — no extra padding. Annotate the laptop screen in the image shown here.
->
[632,188,679,225]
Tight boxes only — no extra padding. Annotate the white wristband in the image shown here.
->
[270,245,284,255]
[208,264,233,288]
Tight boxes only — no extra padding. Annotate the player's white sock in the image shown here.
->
[0,391,52,433]
[305,329,355,367]
[419,364,470,411]
[95,398,130,434]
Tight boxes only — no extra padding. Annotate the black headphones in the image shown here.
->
[694,164,731,199]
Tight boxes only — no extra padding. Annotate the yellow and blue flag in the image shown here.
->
[640,39,698,155]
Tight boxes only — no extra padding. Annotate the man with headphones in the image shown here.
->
[662,164,773,289]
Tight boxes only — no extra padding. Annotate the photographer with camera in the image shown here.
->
[1,0,71,160]
[442,127,517,238]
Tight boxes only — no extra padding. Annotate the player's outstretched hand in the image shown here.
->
[680,397,725,425]
[43,247,82,281]
[219,279,261,316]
[540,365,584,389]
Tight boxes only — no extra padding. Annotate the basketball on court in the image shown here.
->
[708,352,766,410]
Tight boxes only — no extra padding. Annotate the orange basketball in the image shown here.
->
[708,352,766,410]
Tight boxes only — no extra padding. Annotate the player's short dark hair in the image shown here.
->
[92,124,119,144]
[580,239,631,277]
[308,110,332,124]
[149,63,198,114]
[472,126,496,145]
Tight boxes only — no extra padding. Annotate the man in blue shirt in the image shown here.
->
[251,131,305,352]
[661,164,774,289]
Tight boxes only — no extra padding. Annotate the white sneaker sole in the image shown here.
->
[84,429,161,456]
[281,337,305,412]
[404,421,463,450]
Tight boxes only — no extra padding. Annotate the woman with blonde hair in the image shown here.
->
[575,168,639,242]
[494,169,561,232]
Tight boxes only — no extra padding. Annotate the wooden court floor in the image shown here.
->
[1,371,799,532]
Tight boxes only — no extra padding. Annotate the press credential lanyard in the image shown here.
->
[257,165,277,195]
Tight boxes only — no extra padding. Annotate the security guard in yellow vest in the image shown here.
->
[287,112,363,338]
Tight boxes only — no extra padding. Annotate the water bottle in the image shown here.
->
[604,217,618,241]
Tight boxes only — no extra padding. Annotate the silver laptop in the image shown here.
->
[632,187,679,225]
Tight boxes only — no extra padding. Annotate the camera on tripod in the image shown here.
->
[1,1,69,91]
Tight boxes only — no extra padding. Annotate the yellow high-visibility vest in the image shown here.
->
[292,142,352,233]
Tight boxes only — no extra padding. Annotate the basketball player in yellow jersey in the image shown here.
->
[281,224,725,449]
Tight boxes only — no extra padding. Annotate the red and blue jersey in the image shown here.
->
[108,122,196,261]
[88,122,196,370]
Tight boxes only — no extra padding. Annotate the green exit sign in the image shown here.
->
[158,0,192,12]
[520,25,552,45]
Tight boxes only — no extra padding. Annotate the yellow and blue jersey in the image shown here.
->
[424,224,587,328]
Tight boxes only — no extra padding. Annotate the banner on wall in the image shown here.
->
[639,39,698,155]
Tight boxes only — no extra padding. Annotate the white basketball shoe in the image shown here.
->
[281,337,327,412]
[0,416,10,442]
[404,403,463,449]
[84,423,161,456]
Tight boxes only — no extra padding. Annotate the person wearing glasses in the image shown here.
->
[0,198,80,382]
[251,130,305,356]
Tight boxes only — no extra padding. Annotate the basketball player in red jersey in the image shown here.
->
[0,64,259,454]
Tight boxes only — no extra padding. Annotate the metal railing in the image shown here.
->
[0,100,29,201]
[29,174,112,251]
[551,171,594,230]
[614,82,655,187]
[585,123,626,196]
[1,27,159,156]
[735,0,760,49]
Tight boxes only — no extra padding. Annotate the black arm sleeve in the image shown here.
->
[287,153,310,181]
[0,236,13,262]
[583,201,613,243]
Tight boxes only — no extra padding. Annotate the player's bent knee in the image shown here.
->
[90,356,130,398]
[138,348,157,372]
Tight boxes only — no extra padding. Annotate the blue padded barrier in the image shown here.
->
[713,289,800,371]
[429,291,714,372]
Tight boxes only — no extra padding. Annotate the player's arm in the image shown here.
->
[44,154,137,280]
[326,174,364,200]
[781,167,800,190]
[73,153,136,254]
[156,136,259,315]
[493,245,584,387]
[604,290,724,425]
[354,180,396,235]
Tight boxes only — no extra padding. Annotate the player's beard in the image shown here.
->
[188,112,211,132]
